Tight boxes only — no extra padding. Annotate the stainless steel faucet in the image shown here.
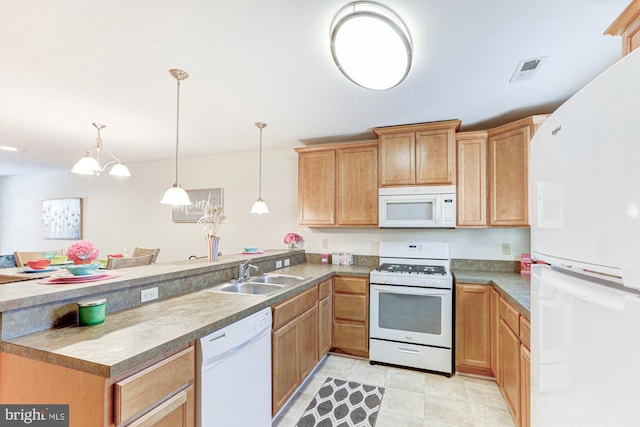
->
[238,259,259,281]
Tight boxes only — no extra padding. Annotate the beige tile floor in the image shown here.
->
[272,354,515,427]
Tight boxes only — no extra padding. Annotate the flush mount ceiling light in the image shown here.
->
[250,122,269,215]
[330,1,412,90]
[161,69,192,206]
[71,123,131,177]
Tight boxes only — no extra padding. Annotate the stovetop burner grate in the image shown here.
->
[377,263,447,275]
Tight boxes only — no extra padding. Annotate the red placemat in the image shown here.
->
[38,272,121,285]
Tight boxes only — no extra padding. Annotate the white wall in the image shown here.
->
[0,147,529,262]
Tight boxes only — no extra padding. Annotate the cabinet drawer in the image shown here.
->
[115,347,194,425]
[333,322,368,351]
[273,286,318,330]
[318,279,331,300]
[520,316,531,350]
[334,294,367,322]
[334,276,367,294]
[499,298,520,335]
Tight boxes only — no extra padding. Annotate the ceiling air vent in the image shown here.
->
[509,57,546,83]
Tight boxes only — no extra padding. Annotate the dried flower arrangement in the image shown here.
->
[196,193,226,237]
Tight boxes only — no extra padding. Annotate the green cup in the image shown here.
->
[78,298,106,326]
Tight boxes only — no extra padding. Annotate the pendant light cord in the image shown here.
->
[258,125,262,199]
[174,78,181,186]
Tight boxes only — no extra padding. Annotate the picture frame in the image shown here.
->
[42,198,83,239]
[172,188,224,223]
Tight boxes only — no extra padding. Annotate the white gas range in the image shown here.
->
[369,242,453,376]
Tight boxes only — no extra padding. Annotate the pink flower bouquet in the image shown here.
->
[67,240,99,264]
[284,233,303,249]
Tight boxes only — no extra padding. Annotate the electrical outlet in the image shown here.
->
[501,243,511,255]
[322,239,329,249]
[276,260,283,269]
[141,287,158,303]
[284,258,290,267]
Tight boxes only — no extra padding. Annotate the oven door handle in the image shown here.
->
[371,285,450,296]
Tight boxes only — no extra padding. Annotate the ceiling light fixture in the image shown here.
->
[161,69,192,206]
[330,1,412,91]
[0,145,18,152]
[250,122,269,215]
[71,123,131,176]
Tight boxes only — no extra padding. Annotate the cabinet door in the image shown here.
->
[456,133,487,227]
[318,283,333,358]
[337,144,378,225]
[490,288,501,382]
[520,344,531,427]
[499,319,521,423]
[298,150,336,225]
[455,284,492,376]
[379,132,415,186]
[416,128,455,185]
[488,126,530,227]
[299,305,319,381]
[272,320,299,415]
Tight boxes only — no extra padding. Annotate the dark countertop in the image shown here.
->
[1,263,372,378]
[453,270,531,318]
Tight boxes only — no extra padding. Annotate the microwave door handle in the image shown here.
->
[434,194,442,224]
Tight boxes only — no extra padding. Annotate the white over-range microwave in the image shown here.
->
[378,186,456,228]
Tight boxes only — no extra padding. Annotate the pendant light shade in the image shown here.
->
[161,69,192,206]
[250,122,269,214]
[71,123,131,176]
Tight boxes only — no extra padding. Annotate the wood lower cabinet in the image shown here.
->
[499,317,521,423]
[332,276,369,357]
[375,120,460,186]
[295,142,378,227]
[456,283,530,427]
[0,346,195,427]
[487,116,547,227]
[318,279,333,358]
[455,283,492,376]
[520,344,531,427]
[271,286,319,416]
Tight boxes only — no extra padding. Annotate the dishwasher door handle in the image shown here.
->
[208,332,226,342]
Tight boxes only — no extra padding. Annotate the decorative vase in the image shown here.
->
[288,243,297,250]
[208,235,220,261]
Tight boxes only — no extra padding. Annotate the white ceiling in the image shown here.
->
[0,0,629,176]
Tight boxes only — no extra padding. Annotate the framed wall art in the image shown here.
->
[42,198,83,239]
[172,188,224,223]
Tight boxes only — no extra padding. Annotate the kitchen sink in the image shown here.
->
[247,274,307,285]
[213,282,284,296]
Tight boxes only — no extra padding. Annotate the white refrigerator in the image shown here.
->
[530,48,640,425]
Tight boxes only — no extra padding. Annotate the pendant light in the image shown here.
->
[71,123,131,176]
[161,69,192,206]
[250,122,269,214]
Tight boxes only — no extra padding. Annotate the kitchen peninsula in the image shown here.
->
[0,250,372,426]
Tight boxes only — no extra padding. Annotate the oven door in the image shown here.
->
[370,284,452,348]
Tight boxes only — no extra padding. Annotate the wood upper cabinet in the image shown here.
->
[456,131,488,227]
[295,142,378,227]
[297,149,336,226]
[605,0,640,57]
[487,115,547,227]
[455,283,492,376]
[374,120,460,187]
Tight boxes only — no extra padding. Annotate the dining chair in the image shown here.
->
[0,254,17,268]
[107,254,154,270]
[132,247,160,263]
[13,250,63,267]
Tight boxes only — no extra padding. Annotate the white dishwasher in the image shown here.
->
[197,307,272,427]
